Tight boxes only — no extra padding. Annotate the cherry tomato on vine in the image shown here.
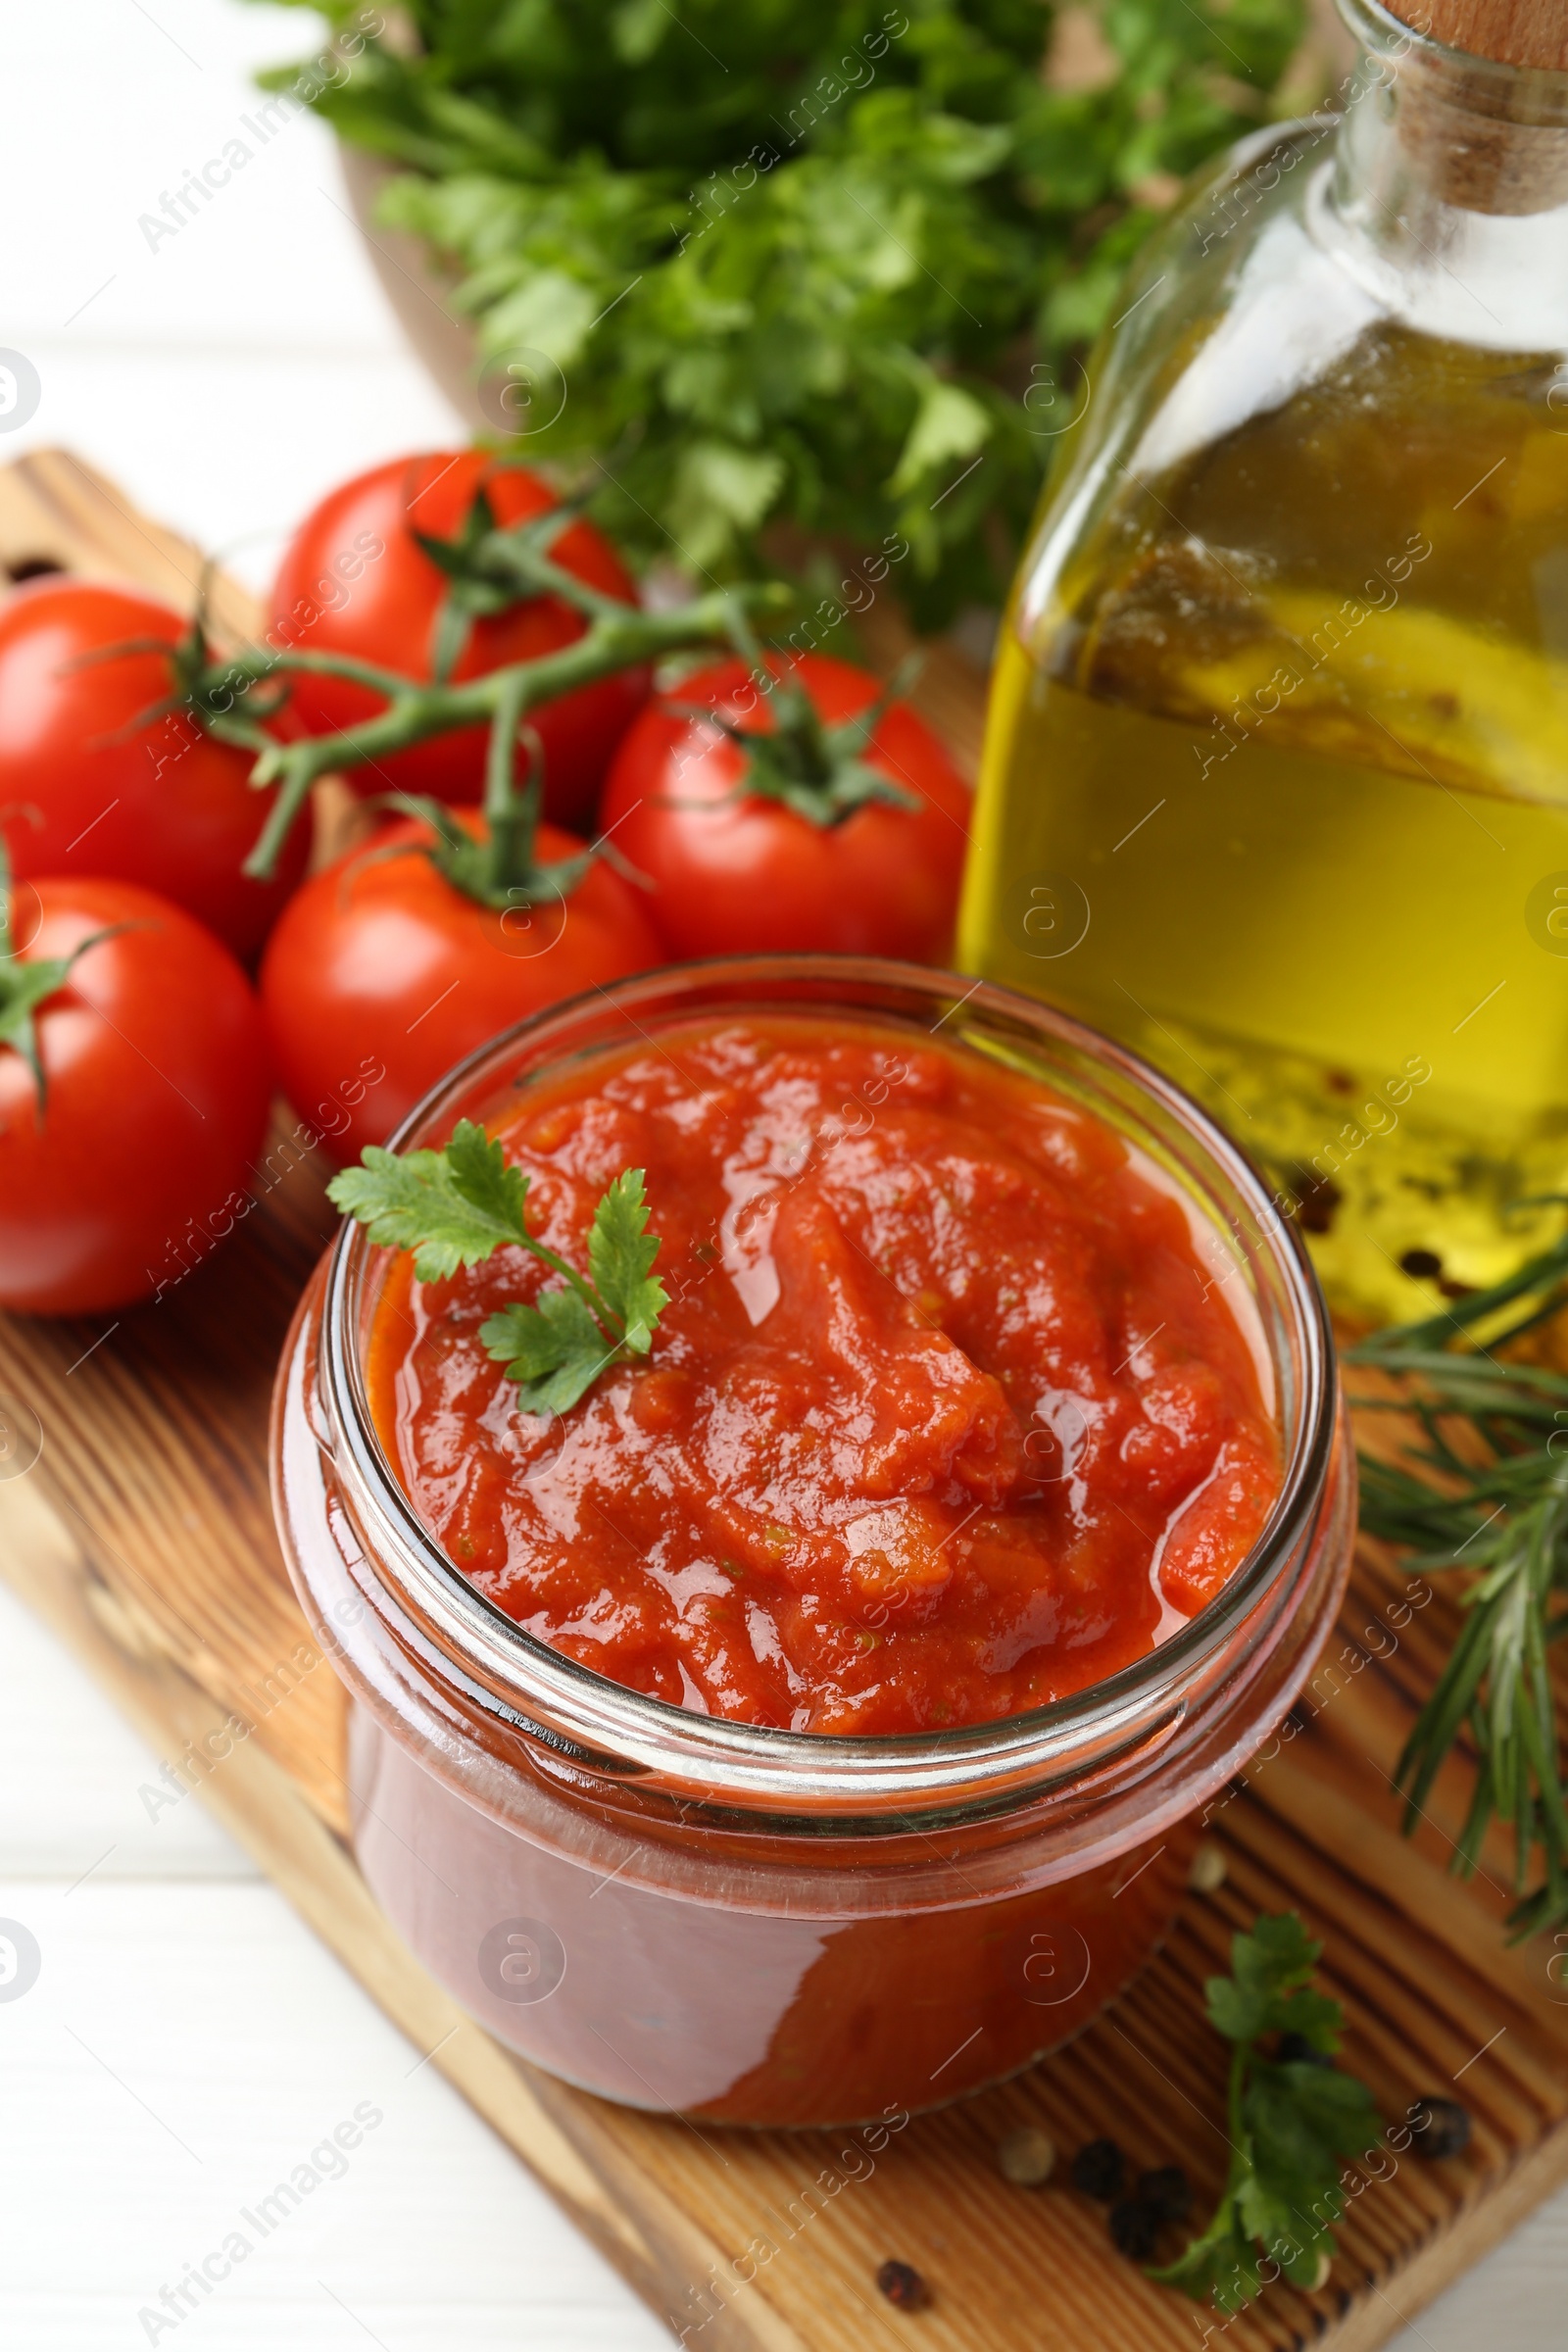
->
[0,580,309,958]
[270,452,649,823]
[597,652,971,961]
[0,879,272,1315]
[259,813,664,1165]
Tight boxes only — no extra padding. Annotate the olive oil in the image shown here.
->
[961,167,1568,1321]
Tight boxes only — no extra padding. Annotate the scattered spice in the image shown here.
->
[996,2126,1056,2186]
[1070,2137,1125,2200]
[875,2259,930,2311]
[1103,2163,1193,2261]
[1135,2166,1191,2223]
[1284,1165,1342,1235]
[1409,2096,1471,2160]
[1109,2199,1161,2260]
[1188,1840,1227,1893]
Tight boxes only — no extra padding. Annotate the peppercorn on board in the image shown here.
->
[1,448,1565,2352]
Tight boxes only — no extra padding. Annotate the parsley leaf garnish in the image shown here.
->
[328,1120,532,1282]
[586,1166,664,1354]
[327,1122,667,1416]
[1151,1913,1381,2313]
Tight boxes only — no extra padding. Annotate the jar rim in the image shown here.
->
[318,954,1338,1812]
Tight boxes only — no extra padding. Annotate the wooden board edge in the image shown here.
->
[0,446,263,638]
[1325,2121,1568,2352]
[0,1475,808,2352]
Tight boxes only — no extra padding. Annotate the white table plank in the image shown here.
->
[0,1877,669,2352]
[0,0,463,593]
[0,3,1562,2346]
[0,1581,256,1879]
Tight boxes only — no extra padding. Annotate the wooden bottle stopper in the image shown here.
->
[1408,2,1568,70]
[1382,0,1568,212]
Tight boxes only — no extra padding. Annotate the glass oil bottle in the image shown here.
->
[959,0,1568,1321]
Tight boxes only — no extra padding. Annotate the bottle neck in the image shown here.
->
[1316,0,1568,348]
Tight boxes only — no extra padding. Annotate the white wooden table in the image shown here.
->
[0,6,1562,2343]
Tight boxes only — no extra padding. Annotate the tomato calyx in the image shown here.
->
[0,845,128,1110]
[378,672,600,914]
[381,785,594,916]
[689,641,924,830]
[410,474,619,685]
[80,591,291,765]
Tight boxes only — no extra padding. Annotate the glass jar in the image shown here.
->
[271,956,1352,2128]
[958,0,1568,1326]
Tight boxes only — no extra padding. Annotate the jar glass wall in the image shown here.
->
[271,956,1353,2128]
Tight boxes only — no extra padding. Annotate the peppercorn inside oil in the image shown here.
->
[959,323,1568,1320]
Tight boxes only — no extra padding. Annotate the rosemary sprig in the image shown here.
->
[1348,1227,1568,1939]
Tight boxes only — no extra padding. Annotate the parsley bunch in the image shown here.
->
[328,1119,667,1413]
[1153,1914,1380,2311]
[252,0,1306,625]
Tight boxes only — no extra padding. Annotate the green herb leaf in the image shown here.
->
[327,1122,667,1415]
[480,1289,614,1416]
[1206,1910,1341,2049]
[587,1166,667,1356]
[326,1118,530,1283]
[1151,1913,1380,2313]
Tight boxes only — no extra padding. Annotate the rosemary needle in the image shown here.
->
[1348,1227,1568,1939]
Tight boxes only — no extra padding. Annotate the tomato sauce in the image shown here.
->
[367,1016,1279,1735]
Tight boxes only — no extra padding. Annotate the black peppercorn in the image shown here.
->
[875,2259,930,2311]
[1071,2136,1126,2199]
[1409,2096,1471,2160]
[1277,2031,1336,2069]
[1109,2198,1161,2260]
[1135,2164,1191,2223]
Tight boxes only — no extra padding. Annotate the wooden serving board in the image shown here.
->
[3,447,1566,2352]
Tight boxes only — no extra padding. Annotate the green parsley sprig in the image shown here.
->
[1349,1229,1568,1940]
[328,1119,667,1415]
[1152,1914,1380,2312]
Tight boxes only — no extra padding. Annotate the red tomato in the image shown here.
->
[270,452,648,823]
[0,880,271,1315]
[0,580,309,959]
[259,814,665,1165]
[598,653,971,960]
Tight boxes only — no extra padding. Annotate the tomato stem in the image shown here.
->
[413,482,629,684]
[354,662,587,913]
[481,666,536,890]
[213,579,792,880]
